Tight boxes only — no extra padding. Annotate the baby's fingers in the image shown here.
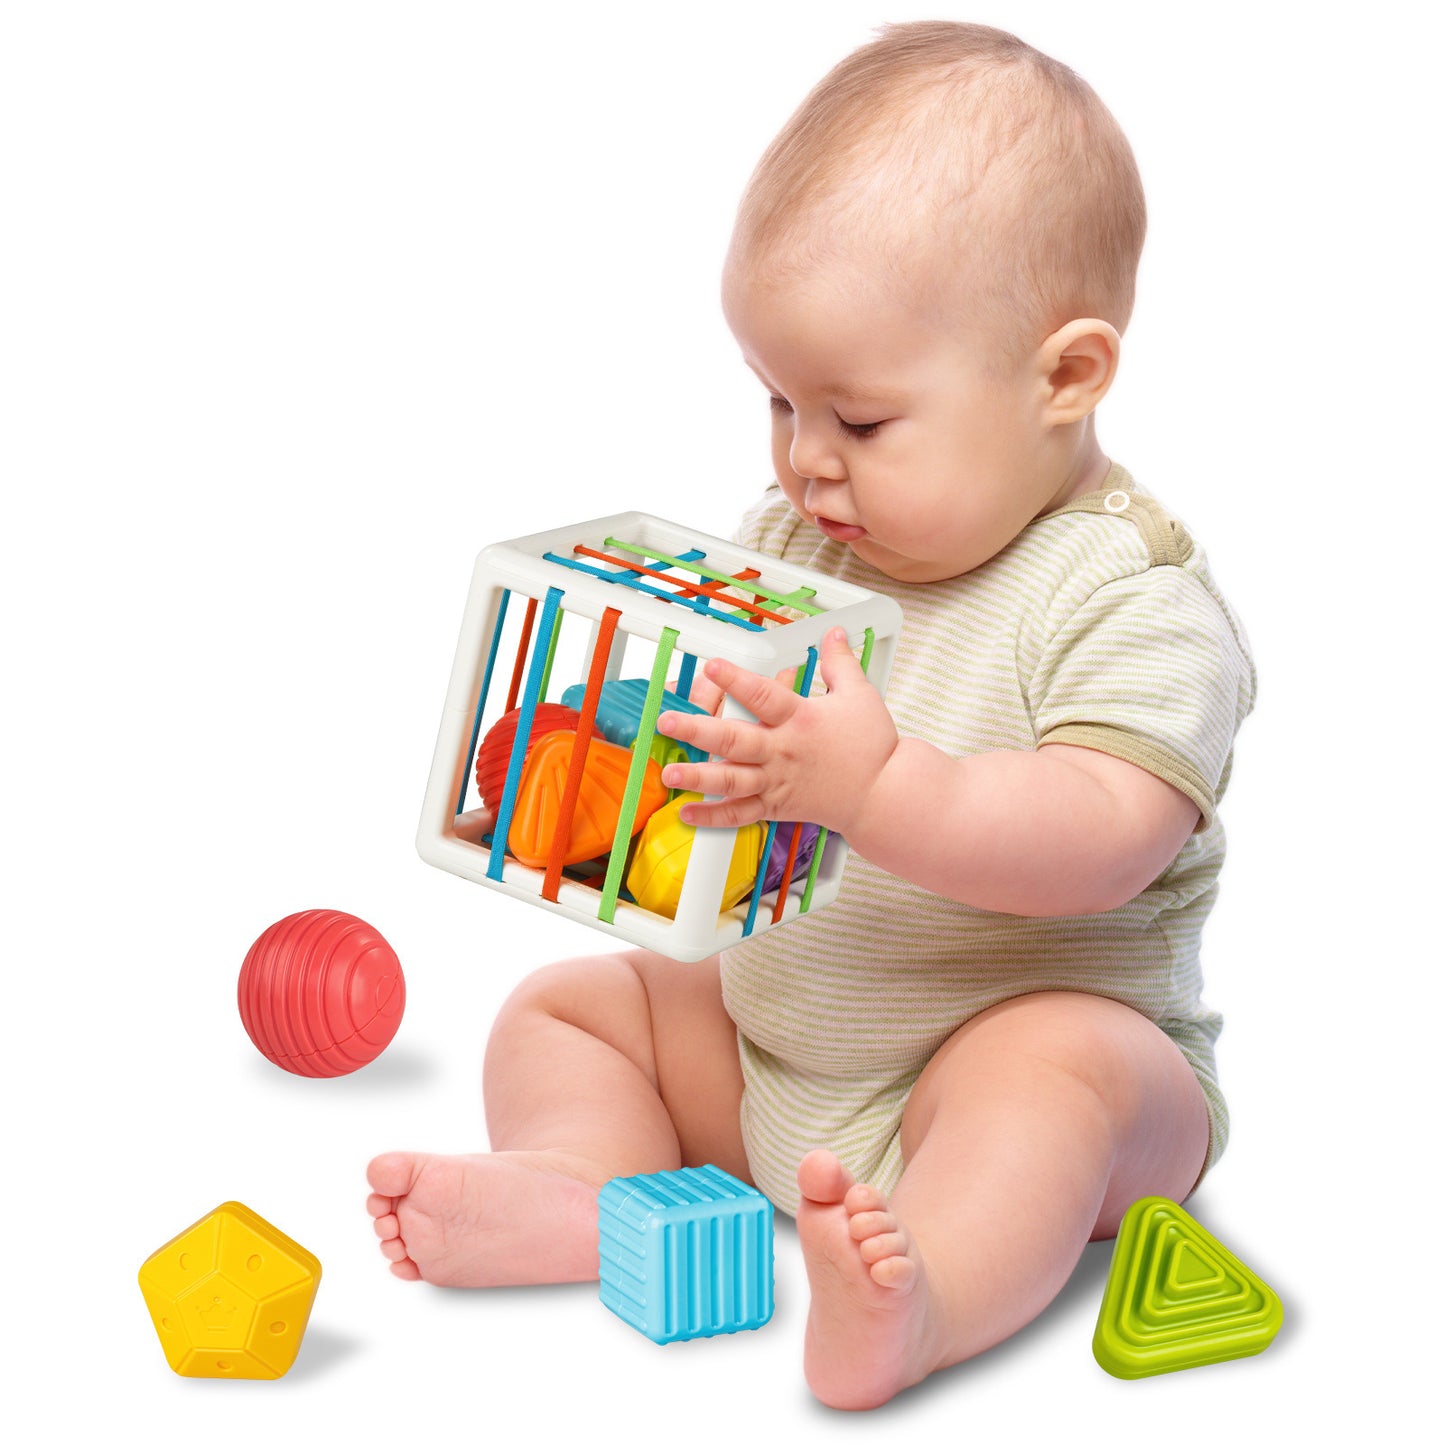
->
[657,709,770,764]
[661,758,765,801]
[675,792,769,830]
[684,671,726,716]
[703,657,801,727]
[817,627,866,692]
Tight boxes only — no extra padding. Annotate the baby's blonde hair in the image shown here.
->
[729,21,1146,355]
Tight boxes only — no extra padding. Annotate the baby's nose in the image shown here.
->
[803,475,848,517]
[790,428,847,484]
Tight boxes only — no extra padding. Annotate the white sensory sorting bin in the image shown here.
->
[417,512,903,962]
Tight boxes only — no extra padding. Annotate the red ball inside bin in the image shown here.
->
[238,910,405,1077]
[474,702,598,812]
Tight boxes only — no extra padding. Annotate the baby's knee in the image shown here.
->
[1013,994,1205,1145]
[945,993,1171,1123]
[494,951,650,1033]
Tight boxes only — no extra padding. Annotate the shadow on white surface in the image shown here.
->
[243,1046,440,1092]
[287,1325,366,1382]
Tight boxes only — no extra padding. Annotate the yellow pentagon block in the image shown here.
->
[626,792,764,919]
[138,1202,321,1379]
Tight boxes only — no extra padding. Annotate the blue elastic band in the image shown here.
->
[487,586,564,881]
[741,644,819,936]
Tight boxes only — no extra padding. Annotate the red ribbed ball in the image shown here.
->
[238,910,405,1077]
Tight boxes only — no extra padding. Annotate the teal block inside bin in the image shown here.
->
[598,1165,775,1344]
[561,677,707,767]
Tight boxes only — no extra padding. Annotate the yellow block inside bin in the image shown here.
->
[626,792,765,919]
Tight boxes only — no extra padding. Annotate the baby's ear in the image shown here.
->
[1039,319,1120,425]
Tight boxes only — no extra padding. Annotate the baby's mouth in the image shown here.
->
[813,514,866,543]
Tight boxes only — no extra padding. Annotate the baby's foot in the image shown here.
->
[365,1149,605,1287]
[795,1150,941,1410]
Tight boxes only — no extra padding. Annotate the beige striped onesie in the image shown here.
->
[722,465,1255,1216]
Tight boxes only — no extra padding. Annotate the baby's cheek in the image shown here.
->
[778,477,809,518]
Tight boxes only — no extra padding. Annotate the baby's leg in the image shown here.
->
[367,948,747,1286]
[796,992,1209,1409]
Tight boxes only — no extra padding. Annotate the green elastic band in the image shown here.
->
[538,603,564,702]
[598,627,678,922]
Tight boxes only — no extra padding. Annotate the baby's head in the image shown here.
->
[728,20,1143,364]
[724,22,1146,581]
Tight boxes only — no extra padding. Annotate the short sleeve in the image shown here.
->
[1028,566,1255,828]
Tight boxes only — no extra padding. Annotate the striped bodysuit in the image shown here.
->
[721,466,1255,1215]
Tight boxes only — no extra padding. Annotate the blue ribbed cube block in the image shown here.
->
[597,1165,774,1344]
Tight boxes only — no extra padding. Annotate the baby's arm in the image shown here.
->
[656,628,1199,917]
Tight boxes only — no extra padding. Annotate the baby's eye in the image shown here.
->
[836,416,882,440]
[768,394,794,417]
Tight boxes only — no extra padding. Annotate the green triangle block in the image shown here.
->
[1170,1241,1221,1288]
[1093,1197,1283,1379]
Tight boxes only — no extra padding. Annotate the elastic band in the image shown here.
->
[570,545,784,625]
[598,628,677,922]
[543,552,766,632]
[676,652,698,703]
[770,824,805,925]
[744,644,819,935]
[603,537,824,616]
[543,607,620,902]
[538,599,564,702]
[504,595,539,713]
[488,587,563,882]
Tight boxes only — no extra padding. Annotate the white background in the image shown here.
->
[3,1,1436,1437]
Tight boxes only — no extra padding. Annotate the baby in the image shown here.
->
[366,21,1255,1409]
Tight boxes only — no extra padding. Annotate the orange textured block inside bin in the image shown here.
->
[475,703,597,811]
[505,730,668,868]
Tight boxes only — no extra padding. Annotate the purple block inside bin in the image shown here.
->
[764,822,821,892]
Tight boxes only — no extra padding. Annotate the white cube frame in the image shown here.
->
[417,512,903,962]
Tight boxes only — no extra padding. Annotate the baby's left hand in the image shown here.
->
[656,628,898,835]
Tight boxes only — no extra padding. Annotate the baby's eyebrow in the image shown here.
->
[825,381,908,407]
[743,359,905,410]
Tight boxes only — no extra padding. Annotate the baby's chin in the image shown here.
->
[783,500,977,582]
[844,533,972,585]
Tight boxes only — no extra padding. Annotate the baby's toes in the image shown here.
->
[859,1229,908,1266]
[848,1208,896,1242]
[373,1212,400,1241]
[868,1251,917,1290]
[379,1236,411,1264]
[844,1182,889,1215]
[367,1150,422,1198]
